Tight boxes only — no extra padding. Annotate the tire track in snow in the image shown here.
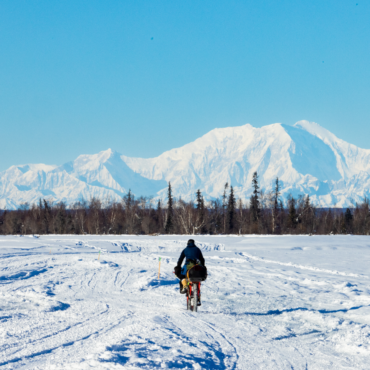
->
[101,311,239,369]
[0,330,102,368]
[199,319,239,369]
[239,252,364,278]
[1,296,111,360]
[0,255,122,367]
[1,254,136,367]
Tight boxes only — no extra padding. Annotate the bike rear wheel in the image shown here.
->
[192,284,198,312]
[186,283,191,310]
[186,282,200,312]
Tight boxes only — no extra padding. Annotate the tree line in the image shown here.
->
[0,173,369,235]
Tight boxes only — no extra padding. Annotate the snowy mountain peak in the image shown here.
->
[294,119,325,132]
[122,121,370,207]
[1,121,370,209]
[74,148,118,168]
[294,120,340,144]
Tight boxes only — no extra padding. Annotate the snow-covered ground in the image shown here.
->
[1,235,369,369]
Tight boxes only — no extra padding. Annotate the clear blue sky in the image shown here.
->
[0,0,369,171]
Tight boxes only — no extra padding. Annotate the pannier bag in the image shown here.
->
[187,264,207,282]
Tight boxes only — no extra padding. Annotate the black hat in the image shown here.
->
[187,239,195,245]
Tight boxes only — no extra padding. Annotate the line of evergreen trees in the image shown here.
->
[0,173,369,235]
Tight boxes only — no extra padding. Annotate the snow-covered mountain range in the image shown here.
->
[1,120,370,209]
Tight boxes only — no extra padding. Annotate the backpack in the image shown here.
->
[186,260,207,282]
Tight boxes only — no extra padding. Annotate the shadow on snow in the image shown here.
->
[100,338,230,369]
[0,268,48,283]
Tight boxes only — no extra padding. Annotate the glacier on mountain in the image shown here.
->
[1,121,369,209]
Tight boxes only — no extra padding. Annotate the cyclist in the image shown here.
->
[174,239,205,294]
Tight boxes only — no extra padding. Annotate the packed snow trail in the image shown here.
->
[0,235,369,369]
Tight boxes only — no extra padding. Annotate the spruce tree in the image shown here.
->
[200,196,206,233]
[211,199,222,234]
[272,177,280,233]
[222,183,229,233]
[155,200,163,231]
[43,199,50,234]
[344,208,353,233]
[287,196,298,230]
[165,182,173,233]
[67,213,75,234]
[196,189,203,214]
[196,189,206,233]
[12,214,20,234]
[227,186,236,233]
[302,195,312,233]
[124,190,133,211]
[250,172,260,223]
[57,203,66,234]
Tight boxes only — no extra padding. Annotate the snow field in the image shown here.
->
[0,235,370,369]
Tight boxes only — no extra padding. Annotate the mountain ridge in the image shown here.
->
[1,121,369,209]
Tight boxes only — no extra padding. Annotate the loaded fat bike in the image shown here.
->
[174,262,207,313]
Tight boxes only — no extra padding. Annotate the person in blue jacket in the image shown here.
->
[174,239,205,293]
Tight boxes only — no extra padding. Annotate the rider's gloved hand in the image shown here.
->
[174,265,181,276]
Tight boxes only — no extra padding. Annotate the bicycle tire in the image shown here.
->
[192,284,198,312]
[187,284,191,310]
